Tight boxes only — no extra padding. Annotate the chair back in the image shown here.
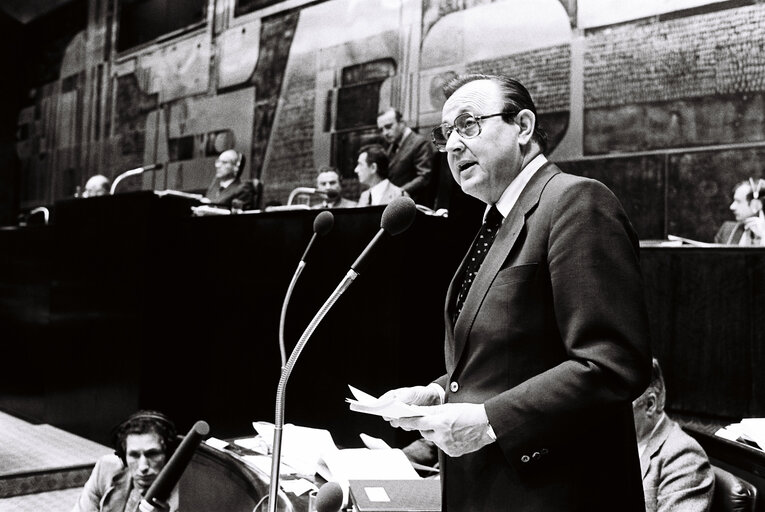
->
[712,465,758,512]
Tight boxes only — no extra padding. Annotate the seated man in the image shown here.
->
[355,144,409,206]
[83,175,111,198]
[715,178,765,245]
[205,149,255,210]
[72,410,179,512]
[313,165,357,208]
[634,359,714,512]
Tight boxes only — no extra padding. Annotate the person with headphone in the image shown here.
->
[204,149,256,210]
[715,178,765,245]
[72,410,179,512]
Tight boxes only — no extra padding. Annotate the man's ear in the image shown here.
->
[644,392,659,416]
[515,109,536,146]
[371,163,378,176]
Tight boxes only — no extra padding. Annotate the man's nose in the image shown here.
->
[137,455,150,471]
[445,130,465,153]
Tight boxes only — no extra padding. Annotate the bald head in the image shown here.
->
[215,150,241,180]
[83,175,111,197]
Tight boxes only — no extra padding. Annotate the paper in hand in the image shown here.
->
[346,385,426,419]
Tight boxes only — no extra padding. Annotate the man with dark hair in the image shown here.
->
[634,358,714,512]
[313,165,357,208]
[355,144,409,206]
[382,73,651,511]
[715,178,765,245]
[204,149,255,210]
[72,410,178,512]
[377,108,434,204]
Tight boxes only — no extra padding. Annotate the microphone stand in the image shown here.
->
[111,164,162,194]
[268,269,359,512]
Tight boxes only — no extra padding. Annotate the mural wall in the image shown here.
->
[15,0,765,240]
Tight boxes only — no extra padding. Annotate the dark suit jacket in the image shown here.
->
[387,130,434,204]
[435,162,651,511]
[714,220,745,244]
[205,178,255,209]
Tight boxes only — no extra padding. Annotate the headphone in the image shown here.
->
[749,177,764,215]
[112,410,177,465]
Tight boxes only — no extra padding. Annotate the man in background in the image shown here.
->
[634,358,714,512]
[204,149,254,210]
[72,410,179,512]
[82,175,111,198]
[313,165,356,208]
[715,178,765,245]
[355,144,409,206]
[377,108,434,204]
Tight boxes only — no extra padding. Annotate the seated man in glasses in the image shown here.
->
[355,144,409,206]
[204,149,255,210]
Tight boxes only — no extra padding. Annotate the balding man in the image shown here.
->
[83,175,111,198]
[376,108,434,204]
[204,149,255,210]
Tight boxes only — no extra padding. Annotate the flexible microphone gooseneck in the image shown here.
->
[110,163,164,195]
[138,420,209,512]
[278,211,334,367]
[267,196,417,512]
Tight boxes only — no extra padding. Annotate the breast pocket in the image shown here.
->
[492,263,538,287]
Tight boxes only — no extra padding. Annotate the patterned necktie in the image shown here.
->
[453,206,503,323]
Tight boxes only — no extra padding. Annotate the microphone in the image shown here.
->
[110,163,164,194]
[267,196,417,512]
[315,482,344,512]
[278,211,334,367]
[138,420,209,512]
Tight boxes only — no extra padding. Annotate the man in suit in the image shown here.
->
[634,358,714,512]
[355,144,409,206]
[382,74,651,511]
[72,410,179,512]
[377,108,434,204]
[312,165,357,208]
[204,149,255,210]
[714,178,765,245]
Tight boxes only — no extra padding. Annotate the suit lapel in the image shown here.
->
[639,415,673,478]
[447,163,560,372]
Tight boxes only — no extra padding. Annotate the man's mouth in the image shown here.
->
[457,161,477,173]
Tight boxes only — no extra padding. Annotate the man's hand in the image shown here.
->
[379,383,444,407]
[744,215,765,242]
[391,403,495,457]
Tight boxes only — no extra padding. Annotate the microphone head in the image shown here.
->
[315,481,344,512]
[313,211,334,236]
[192,420,210,436]
[380,196,417,236]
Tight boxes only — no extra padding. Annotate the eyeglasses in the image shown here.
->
[431,111,515,152]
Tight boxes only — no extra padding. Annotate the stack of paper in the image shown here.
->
[716,419,765,450]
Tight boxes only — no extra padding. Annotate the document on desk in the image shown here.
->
[346,385,426,419]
